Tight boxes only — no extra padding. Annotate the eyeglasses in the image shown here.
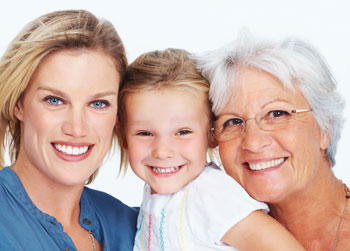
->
[213,108,313,142]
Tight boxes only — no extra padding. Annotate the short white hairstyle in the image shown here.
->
[195,34,345,167]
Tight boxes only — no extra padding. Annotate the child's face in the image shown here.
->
[124,88,211,194]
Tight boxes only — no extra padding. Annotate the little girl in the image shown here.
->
[118,49,304,250]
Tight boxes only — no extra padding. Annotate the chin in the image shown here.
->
[248,185,288,204]
[152,185,179,195]
[53,172,91,187]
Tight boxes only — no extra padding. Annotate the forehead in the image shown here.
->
[26,49,119,92]
[124,88,209,120]
[221,68,309,114]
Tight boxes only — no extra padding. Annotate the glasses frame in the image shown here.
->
[212,108,313,142]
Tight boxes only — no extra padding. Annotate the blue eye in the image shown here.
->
[91,100,109,109]
[45,96,63,105]
[176,130,191,136]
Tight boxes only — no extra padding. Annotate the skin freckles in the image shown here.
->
[12,49,120,188]
[217,68,329,204]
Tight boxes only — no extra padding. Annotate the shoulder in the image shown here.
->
[83,186,138,217]
[186,162,268,243]
[0,167,11,183]
[83,187,138,249]
[191,162,241,189]
[190,162,267,210]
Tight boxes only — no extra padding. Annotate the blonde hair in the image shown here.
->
[118,48,216,172]
[0,9,127,183]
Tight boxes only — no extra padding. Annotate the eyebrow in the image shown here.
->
[217,98,291,118]
[37,86,117,100]
[261,98,290,109]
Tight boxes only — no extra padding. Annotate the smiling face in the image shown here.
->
[13,49,120,187]
[217,68,329,204]
[124,88,211,194]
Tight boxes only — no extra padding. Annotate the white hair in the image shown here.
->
[195,34,345,167]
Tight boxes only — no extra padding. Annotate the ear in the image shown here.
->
[208,128,218,148]
[14,100,24,121]
[320,128,330,151]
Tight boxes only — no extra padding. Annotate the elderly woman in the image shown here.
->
[0,10,137,250]
[196,36,349,250]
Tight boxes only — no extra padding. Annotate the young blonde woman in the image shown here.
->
[0,10,137,250]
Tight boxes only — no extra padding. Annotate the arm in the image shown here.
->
[221,210,305,251]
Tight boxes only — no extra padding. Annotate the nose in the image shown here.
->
[152,138,174,159]
[241,119,272,152]
[62,107,88,138]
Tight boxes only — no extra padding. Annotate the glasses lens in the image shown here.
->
[214,109,311,141]
[259,109,292,131]
[214,116,244,141]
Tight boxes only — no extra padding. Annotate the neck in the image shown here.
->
[11,160,84,226]
[269,161,347,249]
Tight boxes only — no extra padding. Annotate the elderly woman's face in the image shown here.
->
[217,68,329,203]
[14,50,119,186]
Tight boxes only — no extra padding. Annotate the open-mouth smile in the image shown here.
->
[53,143,91,155]
[149,164,185,175]
[244,157,286,171]
[51,142,93,161]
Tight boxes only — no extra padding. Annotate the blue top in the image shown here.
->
[0,167,138,251]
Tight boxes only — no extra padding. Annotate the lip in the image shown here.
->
[147,164,185,177]
[52,141,92,147]
[51,141,94,162]
[243,157,286,175]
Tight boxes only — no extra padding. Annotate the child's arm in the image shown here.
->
[221,210,305,251]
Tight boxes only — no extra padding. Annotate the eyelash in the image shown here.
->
[90,100,110,109]
[136,131,153,136]
[176,129,192,136]
[44,96,64,106]
[222,109,291,127]
[267,110,290,118]
[43,96,110,109]
[135,130,192,137]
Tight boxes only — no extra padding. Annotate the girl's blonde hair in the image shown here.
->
[118,48,217,172]
[0,9,127,183]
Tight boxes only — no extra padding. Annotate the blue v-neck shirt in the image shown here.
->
[0,167,138,251]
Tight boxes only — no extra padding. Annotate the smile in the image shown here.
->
[152,166,180,174]
[53,143,90,156]
[248,157,285,171]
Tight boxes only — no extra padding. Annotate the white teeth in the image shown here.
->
[248,158,284,171]
[67,146,72,155]
[152,166,180,174]
[54,144,89,155]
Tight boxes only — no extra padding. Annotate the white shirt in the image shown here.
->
[134,163,268,251]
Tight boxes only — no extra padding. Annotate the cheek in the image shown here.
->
[276,125,322,163]
[126,137,147,165]
[218,140,242,177]
[289,134,322,172]
[23,108,57,138]
[91,113,117,141]
[218,140,240,161]
[184,134,209,163]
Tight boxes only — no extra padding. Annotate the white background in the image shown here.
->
[1,0,349,206]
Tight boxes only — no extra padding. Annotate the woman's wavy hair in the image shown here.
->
[0,9,127,183]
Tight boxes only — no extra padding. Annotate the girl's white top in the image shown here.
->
[134,163,268,251]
